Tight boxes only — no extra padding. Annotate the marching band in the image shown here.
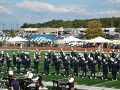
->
[0,48,120,89]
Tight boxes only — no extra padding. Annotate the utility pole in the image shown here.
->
[2,24,5,30]
[11,24,12,30]
[16,20,18,30]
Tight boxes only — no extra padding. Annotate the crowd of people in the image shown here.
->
[43,48,120,81]
[0,48,120,89]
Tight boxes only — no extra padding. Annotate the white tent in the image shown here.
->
[63,36,82,43]
[86,36,111,43]
[85,36,112,52]
[7,36,28,42]
[112,40,120,44]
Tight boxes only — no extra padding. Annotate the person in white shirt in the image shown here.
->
[68,73,75,90]
[8,67,13,87]
[24,68,29,77]
[33,73,43,90]
[8,68,13,76]
[26,69,33,80]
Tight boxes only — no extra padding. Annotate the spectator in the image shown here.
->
[8,67,13,87]
[11,76,20,90]
[33,73,43,90]
[68,73,75,90]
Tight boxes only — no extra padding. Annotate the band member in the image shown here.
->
[44,56,50,75]
[94,50,100,60]
[111,49,115,58]
[26,52,31,69]
[13,52,17,67]
[84,49,88,61]
[63,59,69,76]
[20,51,25,65]
[17,48,20,57]
[71,48,75,57]
[34,51,40,73]
[78,53,83,71]
[1,51,4,66]
[59,48,63,56]
[16,57,21,74]
[88,55,92,72]
[90,50,94,59]
[35,48,41,58]
[111,61,117,81]
[24,52,31,70]
[108,56,112,72]
[90,58,97,79]
[47,49,51,59]
[101,52,106,61]
[6,53,11,72]
[34,55,39,74]
[51,51,57,67]
[116,58,120,73]
[55,56,61,75]
[0,55,2,73]
[70,55,74,70]
[97,56,102,72]
[81,58,88,78]
[73,57,79,77]
[102,60,108,80]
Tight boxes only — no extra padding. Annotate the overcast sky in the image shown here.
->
[0,0,120,29]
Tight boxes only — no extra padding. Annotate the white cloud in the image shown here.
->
[16,1,120,18]
[0,6,11,14]
[17,1,91,15]
[96,10,120,15]
[17,1,70,13]
[0,0,5,3]
[89,10,120,17]
[106,0,120,5]
[69,7,91,15]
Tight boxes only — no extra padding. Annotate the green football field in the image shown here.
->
[1,49,120,89]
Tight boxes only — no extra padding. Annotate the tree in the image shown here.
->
[20,17,120,28]
[115,24,120,33]
[85,20,105,39]
[21,23,30,28]
[9,30,15,37]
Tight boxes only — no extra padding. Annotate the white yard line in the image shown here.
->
[93,80,115,86]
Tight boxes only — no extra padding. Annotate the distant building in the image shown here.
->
[19,27,117,34]
[19,28,62,34]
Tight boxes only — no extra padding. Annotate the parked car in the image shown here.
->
[68,42,83,47]
[52,44,58,47]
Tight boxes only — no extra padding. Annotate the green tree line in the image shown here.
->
[21,17,120,28]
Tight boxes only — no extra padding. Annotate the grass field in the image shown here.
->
[1,49,120,89]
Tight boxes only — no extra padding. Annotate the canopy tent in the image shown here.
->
[0,36,12,41]
[30,37,51,42]
[63,36,82,43]
[41,34,57,41]
[112,40,120,44]
[7,36,28,42]
[85,36,112,52]
[86,36,112,43]
[28,34,57,42]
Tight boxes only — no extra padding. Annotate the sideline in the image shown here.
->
[1,49,111,53]
[93,80,115,86]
